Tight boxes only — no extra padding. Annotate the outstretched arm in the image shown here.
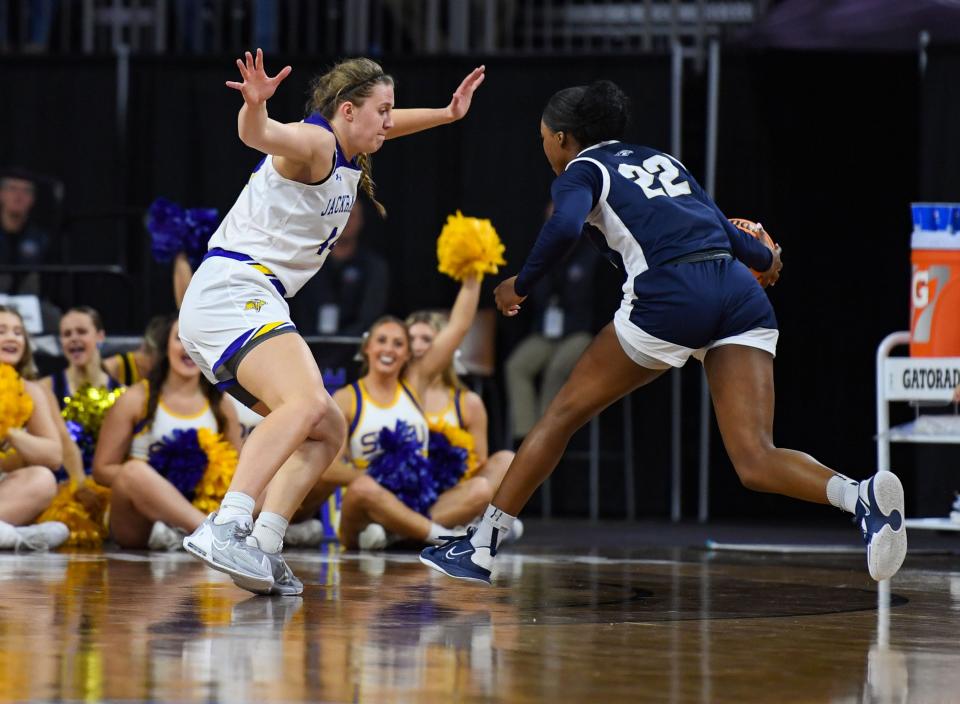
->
[228,48,332,168]
[407,276,481,390]
[495,163,599,316]
[387,66,485,139]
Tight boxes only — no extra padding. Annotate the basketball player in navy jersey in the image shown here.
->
[422,80,907,585]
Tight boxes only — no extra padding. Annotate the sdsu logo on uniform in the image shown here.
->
[245,299,266,312]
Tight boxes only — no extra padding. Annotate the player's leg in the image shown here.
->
[705,343,906,580]
[493,324,665,516]
[183,332,343,593]
[421,323,667,583]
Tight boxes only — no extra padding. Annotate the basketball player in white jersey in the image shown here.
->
[179,49,485,595]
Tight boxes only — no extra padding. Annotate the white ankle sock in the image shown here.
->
[248,512,288,554]
[469,505,516,564]
[215,492,256,526]
[826,474,860,514]
[426,522,453,545]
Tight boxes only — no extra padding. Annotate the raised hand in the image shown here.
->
[226,48,292,106]
[446,65,486,121]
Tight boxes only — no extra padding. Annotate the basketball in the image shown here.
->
[729,218,776,280]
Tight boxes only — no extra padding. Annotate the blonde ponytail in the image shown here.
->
[356,153,387,218]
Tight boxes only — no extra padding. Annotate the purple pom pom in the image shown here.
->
[428,430,468,495]
[146,198,187,264]
[367,420,435,515]
[148,428,209,499]
[184,207,219,268]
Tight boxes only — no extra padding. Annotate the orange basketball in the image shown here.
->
[729,218,776,281]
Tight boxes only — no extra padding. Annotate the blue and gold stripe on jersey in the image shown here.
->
[203,247,287,297]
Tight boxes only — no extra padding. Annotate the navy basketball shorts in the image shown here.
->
[613,258,778,370]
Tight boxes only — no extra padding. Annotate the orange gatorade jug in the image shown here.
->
[910,203,960,356]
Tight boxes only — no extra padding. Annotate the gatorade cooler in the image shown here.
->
[910,203,960,356]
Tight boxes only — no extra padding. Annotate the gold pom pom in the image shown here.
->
[0,364,34,458]
[61,384,126,435]
[429,419,479,480]
[436,210,506,282]
[36,478,111,548]
[194,428,238,514]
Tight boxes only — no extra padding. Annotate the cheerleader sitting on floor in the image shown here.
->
[0,305,69,550]
[325,276,487,549]
[93,316,241,550]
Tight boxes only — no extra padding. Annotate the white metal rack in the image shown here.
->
[876,331,960,531]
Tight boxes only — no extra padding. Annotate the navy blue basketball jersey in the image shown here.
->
[514,140,771,298]
[571,141,735,270]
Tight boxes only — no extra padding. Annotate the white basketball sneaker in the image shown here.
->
[854,472,907,581]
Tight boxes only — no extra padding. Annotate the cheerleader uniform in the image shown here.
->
[109,351,141,386]
[179,113,362,408]
[347,380,429,469]
[424,387,466,429]
[129,394,219,461]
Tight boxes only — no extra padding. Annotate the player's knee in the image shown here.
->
[287,390,334,433]
[544,393,593,434]
[730,446,774,492]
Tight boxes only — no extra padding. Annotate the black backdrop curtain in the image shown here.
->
[3,46,946,517]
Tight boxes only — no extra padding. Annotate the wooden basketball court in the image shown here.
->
[0,522,955,703]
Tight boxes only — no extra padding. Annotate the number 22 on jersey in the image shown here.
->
[617,155,692,199]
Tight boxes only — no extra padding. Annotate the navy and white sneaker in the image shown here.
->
[855,471,907,581]
[419,531,493,585]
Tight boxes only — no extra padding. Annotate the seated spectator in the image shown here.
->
[505,236,600,444]
[0,305,69,550]
[0,168,52,296]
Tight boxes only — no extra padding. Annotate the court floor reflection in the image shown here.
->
[0,544,957,703]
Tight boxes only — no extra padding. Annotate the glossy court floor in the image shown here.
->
[1,521,958,704]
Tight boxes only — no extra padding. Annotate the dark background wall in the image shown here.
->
[2,46,956,519]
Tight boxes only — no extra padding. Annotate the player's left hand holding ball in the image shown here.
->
[758,244,783,288]
[494,276,526,317]
[445,66,486,122]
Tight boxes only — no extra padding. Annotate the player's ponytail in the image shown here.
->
[307,58,393,219]
[356,153,387,218]
[542,80,631,147]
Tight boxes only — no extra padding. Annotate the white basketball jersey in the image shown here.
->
[348,380,429,469]
[207,114,362,298]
